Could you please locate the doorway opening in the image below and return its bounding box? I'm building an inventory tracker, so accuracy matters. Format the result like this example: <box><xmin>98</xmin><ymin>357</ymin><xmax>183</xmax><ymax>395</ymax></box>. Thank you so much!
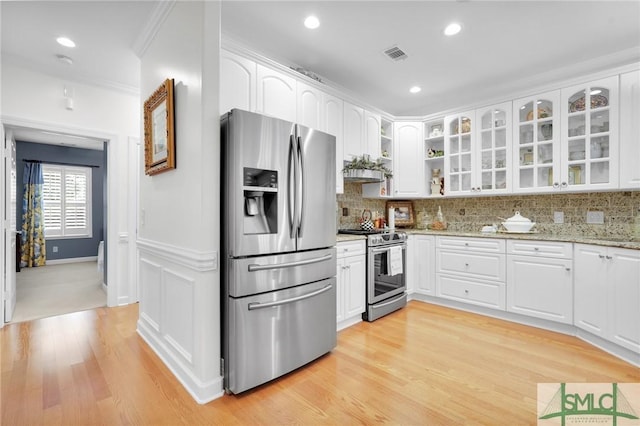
<box><xmin>3</xmin><ymin>123</ymin><xmax>111</xmax><ymax>323</ymax></box>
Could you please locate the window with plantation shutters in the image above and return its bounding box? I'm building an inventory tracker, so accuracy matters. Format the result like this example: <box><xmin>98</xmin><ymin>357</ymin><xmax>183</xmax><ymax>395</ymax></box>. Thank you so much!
<box><xmin>42</xmin><ymin>165</ymin><xmax>92</xmax><ymax>238</ymax></box>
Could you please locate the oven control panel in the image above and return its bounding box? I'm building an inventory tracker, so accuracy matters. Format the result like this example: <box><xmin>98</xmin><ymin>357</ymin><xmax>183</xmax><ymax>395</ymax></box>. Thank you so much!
<box><xmin>368</xmin><ymin>232</ymin><xmax>407</xmax><ymax>247</ymax></box>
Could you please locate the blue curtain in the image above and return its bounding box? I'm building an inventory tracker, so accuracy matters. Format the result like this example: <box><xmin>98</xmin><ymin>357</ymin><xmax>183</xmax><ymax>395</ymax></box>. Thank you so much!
<box><xmin>21</xmin><ymin>162</ymin><xmax>46</xmax><ymax>267</ymax></box>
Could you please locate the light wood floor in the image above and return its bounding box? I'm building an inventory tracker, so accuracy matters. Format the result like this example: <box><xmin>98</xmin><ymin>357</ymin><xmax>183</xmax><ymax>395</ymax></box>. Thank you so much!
<box><xmin>2</xmin><ymin>301</ymin><xmax>638</xmax><ymax>425</ymax></box>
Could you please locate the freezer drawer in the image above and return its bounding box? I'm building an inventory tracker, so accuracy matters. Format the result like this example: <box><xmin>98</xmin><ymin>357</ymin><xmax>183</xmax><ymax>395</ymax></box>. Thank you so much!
<box><xmin>224</xmin><ymin>278</ymin><xmax>337</xmax><ymax>394</ymax></box>
<box><xmin>227</xmin><ymin>247</ymin><xmax>336</xmax><ymax>297</ymax></box>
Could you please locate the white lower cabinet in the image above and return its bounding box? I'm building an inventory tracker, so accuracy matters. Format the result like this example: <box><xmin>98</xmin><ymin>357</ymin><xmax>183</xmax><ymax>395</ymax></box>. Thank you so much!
<box><xmin>506</xmin><ymin>241</ymin><xmax>573</xmax><ymax>324</ymax></box>
<box><xmin>408</xmin><ymin>235</ymin><xmax>435</xmax><ymax>296</ymax></box>
<box><xmin>336</xmin><ymin>240</ymin><xmax>366</xmax><ymax>329</ymax></box>
<box><xmin>574</xmin><ymin>244</ymin><xmax>640</xmax><ymax>354</ymax></box>
<box><xmin>435</xmin><ymin>236</ymin><xmax>506</xmax><ymax>310</ymax></box>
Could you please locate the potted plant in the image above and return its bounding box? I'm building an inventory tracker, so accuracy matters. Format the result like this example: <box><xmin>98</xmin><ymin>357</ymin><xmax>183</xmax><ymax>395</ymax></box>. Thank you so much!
<box><xmin>343</xmin><ymin>155</ymin><xmax>393</xmax><ymax>183</ymax></box>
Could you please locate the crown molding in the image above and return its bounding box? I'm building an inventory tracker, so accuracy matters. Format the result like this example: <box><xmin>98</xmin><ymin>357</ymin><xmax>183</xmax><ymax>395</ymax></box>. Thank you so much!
<box><xmin>3</xmin><ymin>53</ymin><xmax>140</xmax><ymax>96</ymax></box>
<box><xmin>132</xmin><ymin>1</ymin><xmax>177</xmax><ymax>58</ymax></box>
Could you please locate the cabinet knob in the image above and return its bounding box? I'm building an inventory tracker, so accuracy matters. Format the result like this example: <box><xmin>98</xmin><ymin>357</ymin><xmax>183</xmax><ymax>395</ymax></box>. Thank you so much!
<box><xmin>565</xmin><ymin>267</ymin><xmax>571</xmax><ymax>272</ymax></box>
<box><xmin>553</xmin><ymin>182</ymin><xmax>560</xmax><ymax>188</ymax></box>
<box><xmin>605</xmin><ymin>255</ymin><xmax>613</xmax><ymax>260</ymax></box>
<box><xmin>465</xmin><ymin>263</ymin><xmax>469</xmax><ymax>267</ymax></box>
<box><xmin>464</xmin><ymin>243</ymin><xmax>469</xmax><ymax>247</ymax></box>
<box><xmin>534</xmin><ymin>247</ymin><xmax>539</xmax><ymax>251</ymax></box>
<box><xmin>561</xmin><ymin>182</ymin><xmax>568</xmax><ymax>188</ymax></box>
<box><xmin>464</xmin><ymin>289</ymin><xmax>469</xmax><ymax>294</ymax></box>
<box><xmin>598</xmin><ymin>254</ymin><xmax>605</xmax><ymax>259</ymax></box>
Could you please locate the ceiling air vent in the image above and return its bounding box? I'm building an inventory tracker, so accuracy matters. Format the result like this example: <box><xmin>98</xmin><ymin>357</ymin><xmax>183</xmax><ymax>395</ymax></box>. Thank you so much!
<box><xmin>383</xmin><ymin>45</ymin><xmax>408</xmax><ymax>61</ymax></box>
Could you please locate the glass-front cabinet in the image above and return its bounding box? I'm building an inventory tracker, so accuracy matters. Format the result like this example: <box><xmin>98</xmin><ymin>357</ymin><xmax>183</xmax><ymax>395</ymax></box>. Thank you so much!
<box><xmin>424</xmin><ymin>118</ymin><xmax>445</xmax><ymax>197</ymax></box>
<box><xmin>512</xmin><ymin>91</ymin><xmax>560</xmax><ymax>193</ymax></box>
<box><xmin>444</xmin><ymin>112</ymin><xmax>474</xmax><ymax>195</ymax></box>
<box><xmin>560</xmin><ymin>76</ymin><xmax>618</xmax><ymax>190</ymax></box>
<box><xmin>475</xmin><ymin>102</ymin><xmax>511</xmax><ymax>194</ymax></box>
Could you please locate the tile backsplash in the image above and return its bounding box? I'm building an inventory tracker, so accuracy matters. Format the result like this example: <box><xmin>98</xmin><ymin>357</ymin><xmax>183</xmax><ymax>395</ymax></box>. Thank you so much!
<box><xmin>337</xmin><ymin>182</ymin><xmax>640</xmax><ymax>240</ymax></box>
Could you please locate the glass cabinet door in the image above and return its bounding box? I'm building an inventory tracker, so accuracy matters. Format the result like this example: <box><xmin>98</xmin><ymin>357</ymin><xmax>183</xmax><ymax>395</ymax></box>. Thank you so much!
<box><xmin>444</xmin><ymin>112</ymin><xmax>474</xmax><ymax>194</ymax></box>
<box><xmin>512</xmin><ymin>91</ymin><xmax>561</xmax><ymax>193</ymax></box>
<box><xmin>476</xmin><ymin>102</ymin><xmax>511</xmax><ymax>194</ymax></box>
<box><xmin>561</xmin><ymin>76</ymin><xmax>618</xmax><ymax>189</ymax></box>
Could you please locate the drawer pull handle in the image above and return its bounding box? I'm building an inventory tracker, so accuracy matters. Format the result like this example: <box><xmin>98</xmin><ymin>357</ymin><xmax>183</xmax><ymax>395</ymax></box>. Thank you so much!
<box><xmin>248</xmin><ymin>284</ymin><xmax>332</xmax><ymax>310</ymax></box>
<box><xmin>249</xmin><ymin>253</ymin><xmax>333</xmax><ymax>272</ymax></box>
<box><xmin>605</xmin><ymin>255</ymin><xmax>613</xmax><ymax>260</ymax></box>
<box><xmin>534</xmin><ymin>247</ymin><xmax>539</xmax><ymax>251</ymax></box>
<box><xmin>599</xmin><ymin>254</ymin><xmax>605</xmax><ymax>259</ymax></box>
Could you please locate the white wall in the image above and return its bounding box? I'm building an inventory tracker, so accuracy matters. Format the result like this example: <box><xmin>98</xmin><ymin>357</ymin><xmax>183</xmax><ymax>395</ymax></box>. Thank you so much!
<box><xmin>137</xmin><ymin>1</ymin><xmax>222</xmax><ymax>403</ymax></box>
<box><xmin>0</xmin><ymin>59</ymin><xmax>140</xmax><ymax>309</ymax></box>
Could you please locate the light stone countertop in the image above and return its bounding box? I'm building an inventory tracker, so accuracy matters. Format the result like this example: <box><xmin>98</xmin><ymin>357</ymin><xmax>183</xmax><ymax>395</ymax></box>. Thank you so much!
<box><xmin>336</xmin><ymin>234</ymin><xmax>367</xmax><ymax>242</ymax></box>
<box><xmin>336</xmin><ymin>229</ymin><xmax>640</xmax><ymax>249</ymax></box>
<box><xmin>405</xmin><ymin>229</ymin><xmax>640</xmax><ymax>250</ymax></box>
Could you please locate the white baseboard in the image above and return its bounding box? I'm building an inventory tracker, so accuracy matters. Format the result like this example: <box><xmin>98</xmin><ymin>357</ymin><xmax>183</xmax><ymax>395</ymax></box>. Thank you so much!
<box><xmin>137</xmin><ymin>318</ymin><xmax>224</xmax><ymax>403</ymax></box>
<box><xmin>46</xmin><ymin>256</ymin><xmax>98</xmax><ymax>265</ymax></box>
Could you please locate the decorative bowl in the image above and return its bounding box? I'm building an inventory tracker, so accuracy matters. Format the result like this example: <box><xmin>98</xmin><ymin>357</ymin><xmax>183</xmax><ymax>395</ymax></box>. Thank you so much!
<box><xmin>501</xmin><ymin>211</ymin><xmax>535</xmax><ymax>233</ymax></box>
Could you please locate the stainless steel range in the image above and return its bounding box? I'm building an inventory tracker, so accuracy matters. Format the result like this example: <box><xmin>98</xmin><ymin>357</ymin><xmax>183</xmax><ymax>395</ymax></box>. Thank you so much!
<box><xmin>338</xmin><ymin>230</ymin><xmax>408</xmax><ymax>321</ymax></box>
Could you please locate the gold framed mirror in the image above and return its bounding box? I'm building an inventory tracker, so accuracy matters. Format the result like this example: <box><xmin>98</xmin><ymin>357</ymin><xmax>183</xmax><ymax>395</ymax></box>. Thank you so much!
<box><xmin>144</xmin><ymin>78</ymin><xmax>175</xmax><ymax>175</ymax></box>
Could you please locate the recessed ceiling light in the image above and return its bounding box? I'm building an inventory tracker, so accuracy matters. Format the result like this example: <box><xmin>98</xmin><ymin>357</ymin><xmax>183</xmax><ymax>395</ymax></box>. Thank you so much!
<box><xmin>444</xmin><ymin>23</ymin><xmax>462</xmax><ymax>36</ymax></box>
<box><xmin>410</xmin><ymin>86</ymin><xmax>422</xmax><ymax>94</ymax></box>
<box><xmin>304</xmin><ymin>16</ymin><xmax>320</xmax><ymax>29</ymax></box>
<box><xmin>56</xmin><ymin>36</ymin><xmax>76</xmax><ymax>48</ymax></box>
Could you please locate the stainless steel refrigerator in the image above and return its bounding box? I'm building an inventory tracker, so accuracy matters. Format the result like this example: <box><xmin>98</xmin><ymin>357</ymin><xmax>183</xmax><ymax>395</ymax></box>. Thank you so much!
<box><xmin>221</xmin><ymin>109</ymin><xmax>337</xmax><ymax>394</ymax></box>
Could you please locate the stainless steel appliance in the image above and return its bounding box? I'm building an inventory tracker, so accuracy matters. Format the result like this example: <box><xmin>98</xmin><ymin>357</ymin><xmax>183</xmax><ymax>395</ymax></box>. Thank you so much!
<box><xmin>338</xmin><ymin>230</ymin><xmax>407</xmax><ymax>321</ymax></box>
<box><xmin>221</xmin><ymin>109</ymin><xmax>337</xmax><ymax>394</ymax></box>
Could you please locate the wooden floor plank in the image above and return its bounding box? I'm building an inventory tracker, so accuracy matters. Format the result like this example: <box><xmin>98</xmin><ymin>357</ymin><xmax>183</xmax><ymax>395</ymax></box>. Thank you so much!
<box><xmin>2</xmin><ymin>301</ymin><xmax>639</xmax><ymax>425</ymax></box>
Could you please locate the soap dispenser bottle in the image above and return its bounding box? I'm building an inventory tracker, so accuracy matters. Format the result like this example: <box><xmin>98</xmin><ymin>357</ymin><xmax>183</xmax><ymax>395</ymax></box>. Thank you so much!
<box><xmin>437</xmin><ymin>206</ymin><xmax>444</xmax><ymax>222</ymax></box>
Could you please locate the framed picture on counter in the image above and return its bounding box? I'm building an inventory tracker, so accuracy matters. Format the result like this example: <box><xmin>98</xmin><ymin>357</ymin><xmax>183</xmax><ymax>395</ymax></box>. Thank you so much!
<box><xmin>386</xmin><ymin>200</ymin><xmax>415</xmax><ymax>227</ymax></box>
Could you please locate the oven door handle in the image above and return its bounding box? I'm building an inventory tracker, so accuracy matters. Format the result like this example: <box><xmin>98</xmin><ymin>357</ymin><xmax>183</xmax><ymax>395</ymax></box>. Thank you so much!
<box><xmin>247</xmin><ymin>284</ymin><xmax>332</xmax><ymax>310</ymax></box>
<box><xmin>370</xmin><ymin>245</ymin><xmax>406</xmax><ymax>254</ymax></box>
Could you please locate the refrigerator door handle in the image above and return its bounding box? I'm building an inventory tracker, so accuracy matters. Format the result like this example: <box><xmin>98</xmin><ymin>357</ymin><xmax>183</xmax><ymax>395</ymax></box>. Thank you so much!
<box><xmin>247</xmin><ymin>284</ymin><xmax>332</xmax><ymax>310</ymax></box>
<box><xmin>296</xmin><ymin>132</ymin><xmax>305</xmax><ymax>237</ymax></box>
<box><xmin>288</xmin><ymin>133</ymin><xmax>297</xmax><ymax>239</ymax></box>
<box><xmin>247</xmin><ymin>253</ymin><xmax>333</xmax><ymax>272</ymax></box>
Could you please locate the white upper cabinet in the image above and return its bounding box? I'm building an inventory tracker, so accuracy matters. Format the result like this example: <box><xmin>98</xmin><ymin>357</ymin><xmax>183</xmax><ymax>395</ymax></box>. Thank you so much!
<box><xmin>220</xmin><ymin>50</ymin><xmax>256</xmax><ymax>115</ymax></box>
<box><xmin>393</xmin><ymin>121</ymin><xmax>424</xmax><ymax>197</ymax></box>
<box><xmin>323</xmin><ymin>93</ymin><xmax>344</xmax><ymax>194</ymax></box>
<box><xmin>474</xmin><ymin>102</ymin><xmax>512</xmax><ymax>194</ymax></box>
<box><xmin>560</xmin><ymin>76</ymin><xmax>619</xmax><ymax>190</ymax></box>
<box><xmin>619</xmin><ymin>70</ymin><xmax>640</xmax><ymax>189</ymax></box>
<box><xmin>512</xmin><ymin>90</ymin><xmax>561</xmax><ymax>193</ymax></box>
<box><xmin>365</xmin><ymin>111</ymin><xmax>381</xmax><ymax>159</ymax></box>
<box><xmin>256</xmin><ymin>64</ymin><xmax>297</xmax><ymax>122</ymax></box>
<box><xmin>297</xmin><ymin>82</ymin><xmax>324</xmax><ymax>130</ymax></box>
<box><xmin>444</xmin><ymin>111</ymin><xmax>474</xmax><ymax>195</ymax></box>
<box><xmin>343</xmin><ymin>101</ymin><xmax>365</xmax><ymax>160</ymax></box>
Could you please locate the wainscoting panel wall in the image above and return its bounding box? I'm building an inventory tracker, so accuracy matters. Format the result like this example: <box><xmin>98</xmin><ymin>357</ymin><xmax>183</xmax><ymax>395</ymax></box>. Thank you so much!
<box><xmin>137</xmin><ymin>238</ymin><xmax>222</xmax><ymax>404</ymax></box>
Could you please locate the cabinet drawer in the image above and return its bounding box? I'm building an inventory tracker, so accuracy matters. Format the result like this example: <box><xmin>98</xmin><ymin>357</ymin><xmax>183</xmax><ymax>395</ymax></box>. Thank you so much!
<box><xmin>436</xmin><ymin>274</ymin><xmax>506</xmax><ymax>310</ymax></box>
<box><xmin>437</xmin><ymin>236</ymin><xmax>505</xmax><ymax>253</ymax></box>
<box><xmin>506</xmin><ymin>240</ymin><xmax>572</xmax><ymax>258</ymax></box>
<box><xmin>337</xmin><ymin>240</ymin><xmax>366</xmax><ymax>258</ymax></box>
<box><xmin>437</xmin><ymin>250</ymin><xmax>506</xmax><ymax>282</ymax></box>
